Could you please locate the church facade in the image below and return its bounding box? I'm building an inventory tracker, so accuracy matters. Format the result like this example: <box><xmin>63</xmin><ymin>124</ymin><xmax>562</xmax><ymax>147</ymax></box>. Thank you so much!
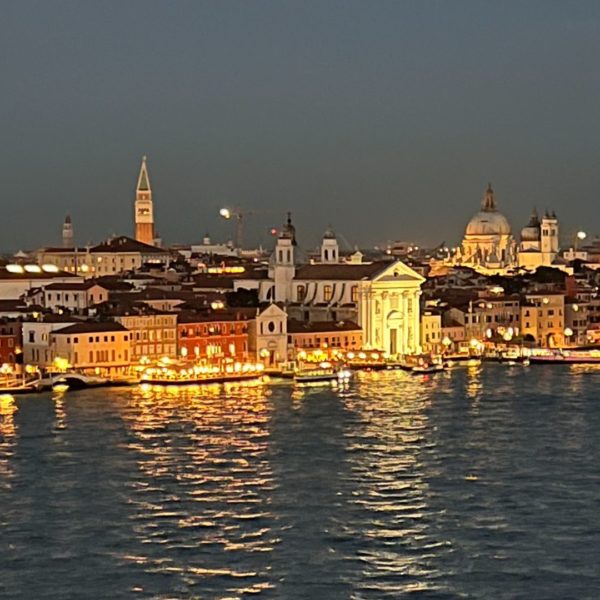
<box><xmin>234</xmin><ymin>215</ymin><xmax>425</xmax><ymax>356</ymax></box>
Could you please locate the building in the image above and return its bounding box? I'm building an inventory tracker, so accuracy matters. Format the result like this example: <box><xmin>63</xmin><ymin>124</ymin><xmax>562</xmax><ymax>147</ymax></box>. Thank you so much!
<box><xmin>35</xmin><ymin>282</ymin><xmax>109</xmax><ymax>313</ymax></box>
<box><xmin>0</xmin><ymin>320</ymin><xmax>22</xmax><ymax>365</ymax></box>
<box><xmin>37</xmin><ymin>236</ymin><xmax>171</xmax><ymax>277</ymax></box>
<box><xmin>287</xmin><ymin>320</ymin><xmax>362</xmax><ymax>355</ymax></box>
<box><xmin>0</xmin><ymin>265</ymin><xmax>82</xmax><ymax>301</ymax></box>
<box><xmin>134</xmin><ymin>156</ymin><xmax>155</xmax><ymax>246</ymax></box>
<box><xmin>521</xmin><ymin>293</ymin><xmax>565</xmax><ymax>347</ymax></box>
<box><xmin>518</xmin><ymin>209</ymin><xmax>560</xmax><ymax>270</ymax></box>
<box><xmin>248</xmin><ymin>304</ymin><xmax>288</xmax><ymax>366</ymax></box>
<box><xmin>420</xmin><ymin>310</ymin><xmax>442</xmax><ymax>355</ymax></box>
<box><xmin>23</xmin><ymin>316</ymin><xmax>80</xmax><ymax>367</ymax></box>
<box><xmin>235</xmin><ymin>215</ymin><xmax>424</xmax><ymax>356</ymax></box>
<box><xmin>98</xmin><ymin>304</ymin><xmax>178</xmax><ymax>362</ymax></box>
<box><xmin>177</xmin><ymin>311</ymin><xmax>250</xmax><ymax>362</ymax></box>
<box><xmin>50</xmin><ymin>322</ymin><xmax>131</xmax><ymax>375</ymax></box>
<box><xmin>456</xmin><ymin>184</ymin><xmax>517</xmax><ymax>272</ymax></box>
<box><xmin>62</xmin><ymin>215</ymin><xmax>73</xmax><ymax>248</ymax></box>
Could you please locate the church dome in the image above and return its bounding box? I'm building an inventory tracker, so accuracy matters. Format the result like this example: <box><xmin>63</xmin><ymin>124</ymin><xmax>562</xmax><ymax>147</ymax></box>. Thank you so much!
<box><xmin>465</xmin><ymin>211</ymin><xmax>511</xmax><ymax>236</ymax></box>
<box><xmin>464</xmin><ymin>184</ymin><xmax>511</xmax><ymax>236</ymax></box>
<box><xmin>520</xmin><ymin>209</ymin><xmax>541</xmax><ymax>242</ymax></box>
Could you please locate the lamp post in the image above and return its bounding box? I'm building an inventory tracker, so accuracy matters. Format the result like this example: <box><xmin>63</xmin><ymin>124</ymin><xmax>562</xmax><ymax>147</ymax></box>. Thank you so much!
<box><xmin>564</xmin><ymin>327</ymin><xmax>573</xmax><ymax>347</ymax></box>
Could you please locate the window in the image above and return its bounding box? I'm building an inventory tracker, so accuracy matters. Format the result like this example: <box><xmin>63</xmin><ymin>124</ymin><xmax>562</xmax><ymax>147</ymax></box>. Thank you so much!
<box><xmin>74</xmin><ymin>337</ymin><xmax>78</xmax><ymax>343</ymax></box>
<box><xmin>268</xmin><ymin>321</ymin><xmax>275</xmax><ymax>333</ymax></box>
<box><xmin>28</xmin><ymin>331</ymin><xmax>35</xmax><ymax>343</ymax></box>
<box><xmin>351</xmin><ymin>285</ymin><xmax>358</xmax><ymax>303</ymax></box>
<box><xmin>324</xmin><ymin>285</ymin><xmax>333</xmax><ymax>302</ymax></box>
<box><xmin>297</xmin><ymin>285</ymin><xmax>306</xmax><ymax>302</ymax></box>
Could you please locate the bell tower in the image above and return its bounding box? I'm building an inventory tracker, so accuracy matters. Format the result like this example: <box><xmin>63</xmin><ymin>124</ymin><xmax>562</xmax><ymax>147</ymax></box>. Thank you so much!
<box><xmin>134</xmin><ymin>156</ymin><xmax>155</xmax><ymax>246</ymax></box>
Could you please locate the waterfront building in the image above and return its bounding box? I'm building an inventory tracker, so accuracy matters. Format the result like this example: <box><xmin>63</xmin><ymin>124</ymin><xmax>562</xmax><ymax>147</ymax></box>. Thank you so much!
<box><xmin>93</xmin><ymin>299</ymin><xmax>177</xmax><ymax>362</ymax></box>
<box><xmin>134</xmin><ymin>156</ymin><xmax>155</xmax><ymax>246</ymax></box>
<box><xmin>420</xmin><ymin>310</ymin><xmax>443</xmax><ymax>355</ymax></box>
<box><xmin>0</xmin><ymin>320</ymin><xmax>22</xmax><ymax>365</ymax></box>
<box><xmin>177</xmin><ymin>312</ymin><xmax>250</xmax><ymax>362</ymax></box>
<box><xmin>564</xmin><ymin>298</ymin><xmax>588</xmax><ymax>346</ymax></box>
<box><xmin>521</xmin><ymin>293</ymin><xmax>565</xmax><ymax>347</ymax></box>
<box><xmin>62</xmin><ymin>215</ymin><xmax>74</xmax><ymax>248</ymax></box>
<box><xmin>50</xmin><ymin>321</ymin><xmax>131</xmax><ymax>375</ymax></box>
<box><xmin>248</xmin><ymin>304</ymin><xmax>288</xmax><ymax>366</ymax></box>
<box><xmin>23</xmin><ymin>316</ymin><xmax>80</xmax><ymax>367</ymax></box>
<box><xmin>235</xmin><ymin>215</ymin><xmax>424</xmax><ymax>356</ymax></box>
<box><xmin>287</xmin><ymin>319</ymin><xmax>362</xmax><ymax>355</ymax></box>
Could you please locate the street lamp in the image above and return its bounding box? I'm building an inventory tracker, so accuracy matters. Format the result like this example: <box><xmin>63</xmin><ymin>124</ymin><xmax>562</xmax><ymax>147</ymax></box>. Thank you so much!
<box><xmin>564</xmin><ymin>327</ymin><xmax>573</xmax><ymax>346</ymax></box>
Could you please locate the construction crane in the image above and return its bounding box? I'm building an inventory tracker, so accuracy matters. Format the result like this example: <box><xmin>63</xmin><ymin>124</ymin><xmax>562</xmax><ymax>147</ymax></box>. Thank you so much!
<box><xmin>219</xmin><ymin>208</ymin><xmax>254</xmax><ymax>250</ymax></box>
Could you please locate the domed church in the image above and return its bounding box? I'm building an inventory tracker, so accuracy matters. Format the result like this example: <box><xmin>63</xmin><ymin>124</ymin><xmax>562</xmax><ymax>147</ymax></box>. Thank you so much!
<box><xmin>457</xmin><ymin>184</ymin><xmax>517</xmax><ymax>271</ymax></box>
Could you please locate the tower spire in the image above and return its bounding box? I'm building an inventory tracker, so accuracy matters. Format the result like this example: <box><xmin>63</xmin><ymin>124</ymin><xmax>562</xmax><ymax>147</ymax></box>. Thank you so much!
<box><xmin>137</xmin><ymin>155</ymin><xmax>151</xmax><ymax>192</ymax></box>
<box><xmin>134</xmin><ymin>155</ymin><xmax>155</xmax><ymax>245</ymax></box>
<box><xmin>481</xmin><ymin>182</ymin><xmax>496</xmax><ymax>212</ymax></box>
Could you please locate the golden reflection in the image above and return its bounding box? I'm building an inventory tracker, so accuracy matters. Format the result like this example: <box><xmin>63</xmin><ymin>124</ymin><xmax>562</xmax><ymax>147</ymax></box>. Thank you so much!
<box><xmin>52</xmin><ymin>393</ymin><xmax>67</xmax><ymax>431</ymax></box>
<box><xmin>341</xmin><ymin>370</ymin><xmax>449</xmax><ymax>590</ymax></box>
<box><xmin>114</xmin><ymin>382</ymin><xmax>276</xmax><ymax>593</ymax></box>
<box><xmin>0</xmin><ymin>394</ymin><xmax>17</xmax><ymax>486</ymax></box>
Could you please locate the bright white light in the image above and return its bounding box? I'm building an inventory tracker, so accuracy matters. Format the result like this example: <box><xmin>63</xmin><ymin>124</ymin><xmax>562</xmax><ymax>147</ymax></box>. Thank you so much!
<box><xmin>41</xmin><ymin>264</ymin><xmax>59</xmax><ymax>273</ymax></box>
<box><xmin>219</xmin><ymin>208</ymin><xmax>231</xmax><ymax>219</ymax></box>
<box><xmin>577</xmin><ymin>231</ymin><xmax>587</xmax><ymax>241</ymax></box>
<box><xmin>24</xmin><ymin>265</ymin><xmax>42</xmax><ymax>273</ymax></box>
<box><xmin>6</xmin><ymin>264</ymin><xmax>24</xmax><ymax>274</ymax></box>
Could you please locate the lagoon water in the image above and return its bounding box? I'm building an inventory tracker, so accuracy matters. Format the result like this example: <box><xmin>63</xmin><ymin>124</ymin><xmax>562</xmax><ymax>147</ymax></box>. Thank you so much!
<box><xmin>1</xmin><ymin>365</ymin><xmax>599</xmax><ymax>599</ymax></box>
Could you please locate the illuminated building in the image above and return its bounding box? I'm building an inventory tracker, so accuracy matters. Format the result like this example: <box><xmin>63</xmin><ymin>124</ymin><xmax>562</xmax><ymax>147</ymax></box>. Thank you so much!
<box><xmin>235</xmin><ymin>214</ymin><xmax>425</xmax><ymax>356</ymax></box>
<box><xmin>248</xmin><ymin>304</ymin><xmax>288</xmax><ymax>366</ymax></box>
<box><xmin>287</xmin><ymin>320</ymin><xmax>362</xmax><ymax>354</ymax></box>
<box><xmin>177</xmin><ymin>312</ymin><xmax>250</xmax><ymax>362</ymax></box>
<box><xmin>49</xmin><ymin>321</ymin><xmax>131</xmax><ymax>375</ymax></box>
<box><xmin>455</xmin><ymin>184</ymin><xmax>517</xmax><ymax>272</ymax></box>
<box><xmin>134</xmin><ymin>155</ymin><xmax>155</xmax><ymax>246</ymax></box>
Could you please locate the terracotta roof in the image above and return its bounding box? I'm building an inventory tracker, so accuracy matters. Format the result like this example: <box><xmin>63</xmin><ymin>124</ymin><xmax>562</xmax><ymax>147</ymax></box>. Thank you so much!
<box><xmin>44</xmin><ymin>282</ymin><xmax>106</xmax><ymax>291</ymax></box>
<box><xmin>178</xmin><ymin>310</ymin><xmax>251</xmax><ymax>324</ymax></box>
<box><xmin>294</xmin><ymin>261</ymin><xmax>391</xmax><ymax>281</ymax></box>
<box><xmin>287</xmin><ymin>319</ymin><xmax>361</xmax><ymax>334</ymax></box>
<box><xmin>90</xmin><ymin>236</ymin><xmax>166</xmax><ymax>254</ymax></box>
<box><xmin>53</xmin><ymin>321</ymin><xmax>129</xmax><ymax>335</ymax></box>
<box><xmin>193</xmin><ymin>275</ymin><xmax>236</xmax><ymax>290</ymax></box>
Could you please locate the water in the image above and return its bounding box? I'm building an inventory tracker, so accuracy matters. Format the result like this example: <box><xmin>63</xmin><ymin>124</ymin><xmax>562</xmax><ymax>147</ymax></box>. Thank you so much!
<box><xmin>1</xmin><ymin>365</ymin><xmax>599</xmax><ymax>599</ymax></box>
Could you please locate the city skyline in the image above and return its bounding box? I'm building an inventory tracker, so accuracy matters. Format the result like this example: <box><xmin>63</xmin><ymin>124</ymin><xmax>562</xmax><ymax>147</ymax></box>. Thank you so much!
<box><xmin>3</xmin><ymin>1</ymin><xmax>600</xmax><ymax>250</ymax></box>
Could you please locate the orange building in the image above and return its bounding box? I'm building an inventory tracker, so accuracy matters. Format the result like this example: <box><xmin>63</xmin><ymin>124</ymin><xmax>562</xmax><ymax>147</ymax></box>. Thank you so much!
<box><xmin>177</xmin><ymin>312</ymin><xmax>250</xmax><ymax>362</ymax></box>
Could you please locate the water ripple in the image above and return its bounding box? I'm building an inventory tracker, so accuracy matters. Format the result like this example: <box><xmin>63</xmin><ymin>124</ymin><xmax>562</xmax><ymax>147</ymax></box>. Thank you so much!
<box><xmin>1</xmin><ymin>366</ymin><xmax>600</xmax><ymax>598</ymax></box>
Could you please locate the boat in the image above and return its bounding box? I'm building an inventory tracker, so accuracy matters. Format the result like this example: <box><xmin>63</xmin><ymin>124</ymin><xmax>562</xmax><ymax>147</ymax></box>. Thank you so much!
<box><xmin>529</xmin><ymin>349</ymin><xmax>600</xmax><ymax>365</ymax></box>
<box><xmin>411</xmin><ymin>363</ymin><xmax>445</xmax><ymax>375</ymax></box>
<box><xmin>141</xmin><ymin>372</ymin><xmax>263</xmax><ymax>386</ymax></box>
<box><xmin>293</xmin><ymin>363</ymin><xmax>352</xmax><ymax>384</ymax></box>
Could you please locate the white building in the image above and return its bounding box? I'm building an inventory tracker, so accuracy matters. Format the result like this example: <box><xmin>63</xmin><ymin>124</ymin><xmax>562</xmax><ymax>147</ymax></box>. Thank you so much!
<box><xmin>236</xmin><ymin>216</ymin><xmax>425</xmax><ymax>356</ymax></box>
<box><xmin>247</xmin><ymin>304</ymin><xmax>288</xmax><ymax>366</ymax></box>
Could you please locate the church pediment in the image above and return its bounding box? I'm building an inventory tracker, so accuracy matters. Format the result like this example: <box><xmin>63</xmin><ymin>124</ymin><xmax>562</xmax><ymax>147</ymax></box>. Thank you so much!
<box><xmin>372</xmin><ymin>260</ymin><xmax>425</xmax><ymax>284</ymax></box>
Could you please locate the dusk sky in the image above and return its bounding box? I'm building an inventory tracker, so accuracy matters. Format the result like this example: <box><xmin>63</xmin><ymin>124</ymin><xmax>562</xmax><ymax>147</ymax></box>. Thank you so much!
<box><xmin>2</xmin><ymin>0</ymin><xmax>600</xmax><ymax>252</ymax></box>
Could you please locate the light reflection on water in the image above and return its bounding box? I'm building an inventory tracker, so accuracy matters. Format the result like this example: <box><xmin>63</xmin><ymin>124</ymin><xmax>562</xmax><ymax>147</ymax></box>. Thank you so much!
<box><xmin>0</xmin><ymin>366</ymin><xmax>600</xmax><ymax>599</ymax></box>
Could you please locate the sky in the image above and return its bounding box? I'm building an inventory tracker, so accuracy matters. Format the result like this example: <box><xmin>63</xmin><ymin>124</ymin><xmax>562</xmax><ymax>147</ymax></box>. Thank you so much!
<box><xmin>2</xmin><ymin>0</ymin><xmax>600</xmax><ymax>252</ymax></box>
